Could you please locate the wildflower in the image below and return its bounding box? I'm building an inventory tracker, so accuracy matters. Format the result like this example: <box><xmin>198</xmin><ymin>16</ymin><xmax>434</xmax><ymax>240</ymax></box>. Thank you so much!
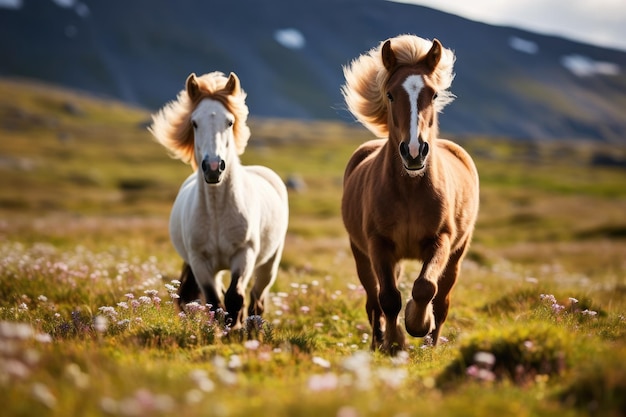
<box><xmin>189</xmin><ymin>370</ymin><xmax>215</xmax><ymax>392</ymax></box>
<box><xmin>31</xmin><ymin>383</ymin><xmax>57</xmax><ymax>408</ymax></box>
<box><xmin>343</xmin><ymin>351</ymin><xmax>372</xmax><ymax>390</ymax></box>
<box><xmin>390</xmin><ymin>350</ymin><xmax>409</xmax><ymax>366</ymax></box>
<box><xmin>244</xmin><ymin>340</ymin><xmax>260</xmax><ymax>350</ymax></box>
<box><xmin>170</xmin><ymin>280</ymin><xmax>181</xmax><ymax>286</ymax></box>
<box><xmin>212</xmin><ymin>356</ymin><xmax>238</xmax><ymax>386</ymax></box>
<box><xmin>377</xmin><ymin>367</ymin><xmax>408</xmax><ymax>388</ymax></box>
<box><xmin>116</xmin><ymin>302</ymin><xmax>129</xmax><ymax>310</ymax></box>
<box><xmin>185</xmin><ymin>301</ymin><xmax>204</xmax><ymax>314</ymax></box>
<box><xmin>568</xmin><ymin>297</ymin><xmax>579</xmax><ymax>304</ymax></box>
<box><xmin>312</xmin><ymin>356</ymin><xmax>331</xmax><ymax>369</ymax></box>
<box><xmin>300</xmin><ymin>306</ymin><xmax>310</xmax><ymax>314</ymax></box>
<box><xmin>18</xmin><ymin>303</ymin><xmax>28</xmax><ymax>312</ymax></box>
<box><xmin>540</xmin><ymin>294</ymin><xmax>557</xmax><ymax>304</ymax></box>
<box><xmin>65</xmin><ymin>363</ymin><xmax>90</xmax><ymax>389</ymax></box>
<box><xmin>124</xmin><ymin>293</ymin><xmax>135</xmax><ymax>300</ymax></box>
<box><xmin>0</xmin><ymin>321</ymin><xmax>33</xmax><ymax>339</ymax></box>
<box><xmin>130</xmin><ymin>300</ymin><xmax>140</xmax><ymax>309</ymax></box>
<box><xmin>37</xmin><ymin>295</ymin><xmax>48</xmax><ymax>302</ymax></box>
<box><xmin>551</xmin><ymin>303</ymin><xmax>565</xmax><ymax>314</ymax></box>
<box><xmin>307</xmin><ymin>373</ymin><xmax>339</xmax><ymax>391</ymax></box>
<box><xmin>116</xmin><ymin>319</ymin><xmax>130</xmax><ymax>328</ymax></box>
<box><xmin>144</xmin><ymin>289</ymin><xmax>158</xmax><ymax>297</ymax></box>
<box><xmin>581</xmin><ymin>309</ymin><xmax>598</xmax><ymax>316</ymax></box>
<box><xmin>138</xmin><ymin>296</ymin><xmax>151</xmax><ymax>305</ymax></box>
<box><xmin>474</xmin><ymin>351</ymin><xmax>496</xmax><ymax>367</ymax></box>
<box><xmin>228</xmin><ymin>355</ymin><xmax>242</xmax><ymax>369</ymax></box>
<box><xmin>164</xmin><ymin>284</ymin><xmax>177</xmax><ymax>292</ymax></box>
<box><xmin>98</xmin><ymin>306</ymin><xmax>117</xmax><ymax>318</ymax></box>
<box><xmin>466</xmin><ymin>365</ymin><xmax>496</xmax><ymax>382</ymax></box>
<box><xmin>35</xmin><ymin>332</ymin><xmax>52</xmax><ymax>343</ymax></box>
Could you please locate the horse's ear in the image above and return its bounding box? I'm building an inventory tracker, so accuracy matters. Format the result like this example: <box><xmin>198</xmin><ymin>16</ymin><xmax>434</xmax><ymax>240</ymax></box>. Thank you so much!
<box><xmin>424</xmin><ymin>39</ymin><xmax>442</xmax><ymax>72</ymax></box>
<box><xmin>224</xmin><ymin>72</ymin><xmax>241</xmax><ymax>95</ymax></box>
<box><xmin>381</xmin><ymin>40</ymin><xmax>397</xmax><ymax>71</ymax></box>
<box><xmin>186</xmin><ymin>73</ymin><xmax>201</xmax><ymax>101</ymax></box>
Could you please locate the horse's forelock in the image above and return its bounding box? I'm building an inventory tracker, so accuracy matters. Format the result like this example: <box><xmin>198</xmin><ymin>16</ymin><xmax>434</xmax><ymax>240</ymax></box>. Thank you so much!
<box><xmin>191</xmin><ymin>73</ymin><xmax>251</xmax><ymax>155</ymax></box>
<box><xmin>342</xmin><ymin>35</ymin><xmax>455</xmax><ymax>137</ymax></box>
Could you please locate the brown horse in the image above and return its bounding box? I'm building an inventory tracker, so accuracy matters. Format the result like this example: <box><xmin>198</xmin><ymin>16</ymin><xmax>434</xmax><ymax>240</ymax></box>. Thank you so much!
<box><xmin>341</xmin><ymin>35</ymin><xmax>479</xmax><ymax>354</ymax></box>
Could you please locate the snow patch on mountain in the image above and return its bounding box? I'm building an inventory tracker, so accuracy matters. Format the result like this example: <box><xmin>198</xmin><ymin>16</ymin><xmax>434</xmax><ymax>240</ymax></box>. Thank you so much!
<box><xmin>274</xmin><ymin>28</ymin><xmax>306</xmax><ymax>50</ymax></box>
<box><xmin>509</xmin><ymin>36</ymin><xmax>538</xmax><ymax>54</ymax></box>
<box><xmin>561</xmin><ymin>55</ymin><xmax>620</xmax><ymax>77</ymax></box>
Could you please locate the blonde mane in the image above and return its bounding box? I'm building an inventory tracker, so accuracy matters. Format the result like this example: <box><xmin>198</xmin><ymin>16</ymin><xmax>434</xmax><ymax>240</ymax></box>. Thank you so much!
<box><xmin>149</xmin><ymin>72</ymin><xmax>251</xmax><ymax>170</ymax></box>
<box><xmin>341</xmin><ymin>35</ymin><xmax>456</xmax><ymax>138</ymax></box>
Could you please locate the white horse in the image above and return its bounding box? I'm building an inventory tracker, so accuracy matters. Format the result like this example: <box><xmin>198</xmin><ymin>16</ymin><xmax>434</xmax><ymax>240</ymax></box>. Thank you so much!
<box><xmin>150</xmin><ymin>71</ymin><xmax>289</xmax><ymax>328</ymax></box>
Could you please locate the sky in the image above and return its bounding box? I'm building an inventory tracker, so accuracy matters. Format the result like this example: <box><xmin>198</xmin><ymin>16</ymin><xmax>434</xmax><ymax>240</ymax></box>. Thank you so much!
<box><xmin>389</xmin><ymin>0</ymin><xmax>626</xmax><ymax>52</ymax></box>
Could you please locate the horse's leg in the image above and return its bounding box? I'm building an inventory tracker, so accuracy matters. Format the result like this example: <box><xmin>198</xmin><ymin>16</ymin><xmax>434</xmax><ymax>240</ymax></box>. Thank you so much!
<box><xmin>430</xmin><ymin>241</ymin><xmax>467</xmax><ymax>345</ymax></box>
<box><xmin>405</xmin><ymin>234</ymin><xmax>451</xmax><ymax>338</ymax></box>
<box><xmin>188</xmin><ymin>258</ymin><xmax>223</xmax><ymax>311</ymax></box>
<box><xmin>225</xmin><ymin>247</ymin><xmax>256</xmax><ymax>329</ymax></box>
<box><xmin>369</xmin><ymin>237</ymin><xmax>405</xmax><ymax>354</ymax></box>
<box><xmin>176</xmin><ymin>262</ymin><xmax>201</xmax><ymax>311</ymax></box>
<box><xmin>350</xmin><ymin>241</ymin><xmax>384</xmax><ymax>350</ymax></box>
<box><xmin>248</xmin><ymin>245</ymin><xmax>282</xmax><ymax>317</ymax></box>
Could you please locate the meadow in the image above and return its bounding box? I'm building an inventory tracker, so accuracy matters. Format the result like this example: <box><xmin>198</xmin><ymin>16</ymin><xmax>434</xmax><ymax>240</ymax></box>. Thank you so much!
<box><xmin>1</xmin><ymin>78</ymin><xmax>626</xmax><ymax>416</ymax></box>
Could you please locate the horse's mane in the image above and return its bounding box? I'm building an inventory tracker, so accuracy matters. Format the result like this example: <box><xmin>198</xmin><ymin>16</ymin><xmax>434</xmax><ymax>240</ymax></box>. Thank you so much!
<box><xmin>149</xmin><ymin>72</ymin><xmax>251</xmax><ymax>170</ymax></box>
<box><xmin>341</xmin><ymin>35</ymin><xmax>456</xmax><ymax>138</ymax></box>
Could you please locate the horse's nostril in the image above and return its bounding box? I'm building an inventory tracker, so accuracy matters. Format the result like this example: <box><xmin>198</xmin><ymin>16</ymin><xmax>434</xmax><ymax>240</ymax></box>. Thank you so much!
<box><xmin>419</xmin><ymin>142</ymin><xmax>429</xmax><ymax>157</ymax></box>
<box><xmin>219</xmin><ymin>159</ymin><xmax>226</xmax><ymax>172</ymax></box>
<box><xmin>399</xmin><ymin>141</ymin><xmax>409</xmax><ymax>158</ymax></box>
<box><xmin>201</xmin><ymin>159</ymin><xmax>208</xmax><ymax>172</ymax></box>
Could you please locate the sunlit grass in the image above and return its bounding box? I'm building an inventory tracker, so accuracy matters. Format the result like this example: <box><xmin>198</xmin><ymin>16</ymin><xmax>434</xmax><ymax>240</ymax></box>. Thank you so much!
<box><xmin>1</xmin><ymin>78</ymin><xmax>626</xmax><ymax>416</ymax></box>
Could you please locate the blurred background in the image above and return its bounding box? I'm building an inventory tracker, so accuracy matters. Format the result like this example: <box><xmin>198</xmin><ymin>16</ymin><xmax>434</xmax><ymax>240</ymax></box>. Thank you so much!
<box><xmin>1</xmin><ymin>0</ymin><xmax>625</xmax><ymax>143</ymax></box>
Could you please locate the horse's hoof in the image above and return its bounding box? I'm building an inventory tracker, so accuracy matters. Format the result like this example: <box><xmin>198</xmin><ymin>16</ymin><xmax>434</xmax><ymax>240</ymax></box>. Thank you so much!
<box><xmin>405</xmin><ymin>298</ymin><xmax>435</xmax><ymax>337</ymax></box>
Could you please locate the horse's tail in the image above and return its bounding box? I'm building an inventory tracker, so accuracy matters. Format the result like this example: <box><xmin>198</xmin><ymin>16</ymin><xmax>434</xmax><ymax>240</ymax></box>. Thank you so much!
<box><xmin>176</xmin><ymin>262</ymin><xmax>200</xmax><ymax>311</ymax></box>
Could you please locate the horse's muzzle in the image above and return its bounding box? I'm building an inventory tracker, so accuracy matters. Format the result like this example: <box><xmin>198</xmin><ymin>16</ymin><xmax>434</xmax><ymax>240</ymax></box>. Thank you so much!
<box><xmin>201</xmin><ymin>156</ymin><xmax>226</xmax><ymax>184</ymax></box>
<box><xmin>399</xmin><ymin>140</ymin><xmax>429</xmax><ymax>171</ymax></box>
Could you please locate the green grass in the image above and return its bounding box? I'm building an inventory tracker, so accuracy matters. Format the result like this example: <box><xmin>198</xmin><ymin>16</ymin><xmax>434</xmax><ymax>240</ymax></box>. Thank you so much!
<box><xmin>1</xmin><ymin>78</ymin><xmax>626</xmax><ymax>416</ymax></box>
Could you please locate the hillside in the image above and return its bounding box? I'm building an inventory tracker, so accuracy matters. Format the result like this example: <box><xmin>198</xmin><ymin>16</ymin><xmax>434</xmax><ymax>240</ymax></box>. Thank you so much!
<box><xmin>1</xmin><ymin>0</ymin><xmax>626</xmax><ymax>141</ymax></box>
<box><xmin>1</xmin><ymin>74</ymin><xmax>626</xmax><ymax>417</ymax></box>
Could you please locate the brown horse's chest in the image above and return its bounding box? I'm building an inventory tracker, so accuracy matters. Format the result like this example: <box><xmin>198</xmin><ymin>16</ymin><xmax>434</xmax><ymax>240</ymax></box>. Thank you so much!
<box><xmin>369</xmin><ymin>182</ymin><xmax>445</xmax><ymax>259</ymax></box>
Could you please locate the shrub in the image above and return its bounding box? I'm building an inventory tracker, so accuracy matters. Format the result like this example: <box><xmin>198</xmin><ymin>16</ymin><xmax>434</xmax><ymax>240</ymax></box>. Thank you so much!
<box><xmin>438</xmin><ymin>322</ymin><xmax>571</xmax><ymax>388</ymax></box>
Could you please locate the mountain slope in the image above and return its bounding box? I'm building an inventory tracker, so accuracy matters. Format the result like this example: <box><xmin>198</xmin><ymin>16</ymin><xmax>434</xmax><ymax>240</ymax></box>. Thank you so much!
<box><xmin>1</xmin><ymin>0</ymin><xmax>625</xmax><ymax>141</ymax></box>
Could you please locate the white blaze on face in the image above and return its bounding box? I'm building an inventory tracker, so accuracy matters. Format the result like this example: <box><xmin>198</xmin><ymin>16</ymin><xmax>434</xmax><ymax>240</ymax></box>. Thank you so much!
<box><xmin>402</xmin><ymin>75</ymin><xmax>424</xmax><ymax>159</ymax></box>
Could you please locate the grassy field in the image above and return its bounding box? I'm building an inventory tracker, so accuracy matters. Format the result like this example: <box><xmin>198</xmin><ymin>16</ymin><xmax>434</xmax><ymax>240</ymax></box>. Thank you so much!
<box><xmin>1</xmin><ymin>78</ymin><xmax>626</xmax><ymax>417</ymax></box>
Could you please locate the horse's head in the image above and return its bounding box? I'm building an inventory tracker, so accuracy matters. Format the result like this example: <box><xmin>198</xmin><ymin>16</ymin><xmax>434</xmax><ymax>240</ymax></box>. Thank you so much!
<box><xmin>382</xmin><ymin>39</ymin><xmax>444</xmax><ymax>176</ymax></box>
<box><xmin>149</xmin><ymin>71</ymin><xmax>250</xmax><ymax>182</ymax></box>
<box><xmin>187</xmin><ymin>72</ymin><xmax>242</xmax><ymax>184</ymax></box>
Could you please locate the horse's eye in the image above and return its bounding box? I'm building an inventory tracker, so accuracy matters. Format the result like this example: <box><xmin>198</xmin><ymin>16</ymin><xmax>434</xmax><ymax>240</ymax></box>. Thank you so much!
<box><xmin>386</xmin><ymin>92</ymin><xmax>394</xmax><ymax>102</ymax></box>
<box><xmin>433</xmin><ymin>92</ymin><xmax>439</xmax><ymax>100</ymax></box>
<box><xmin>227</xmin><ymin>120</ymin><xmax>234</xmax><ymax>128</ymax></box>
<box><xmin>191</xmin><ymin>120</ymin><xmax>198</xmax><ymax>129</ymax></box>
